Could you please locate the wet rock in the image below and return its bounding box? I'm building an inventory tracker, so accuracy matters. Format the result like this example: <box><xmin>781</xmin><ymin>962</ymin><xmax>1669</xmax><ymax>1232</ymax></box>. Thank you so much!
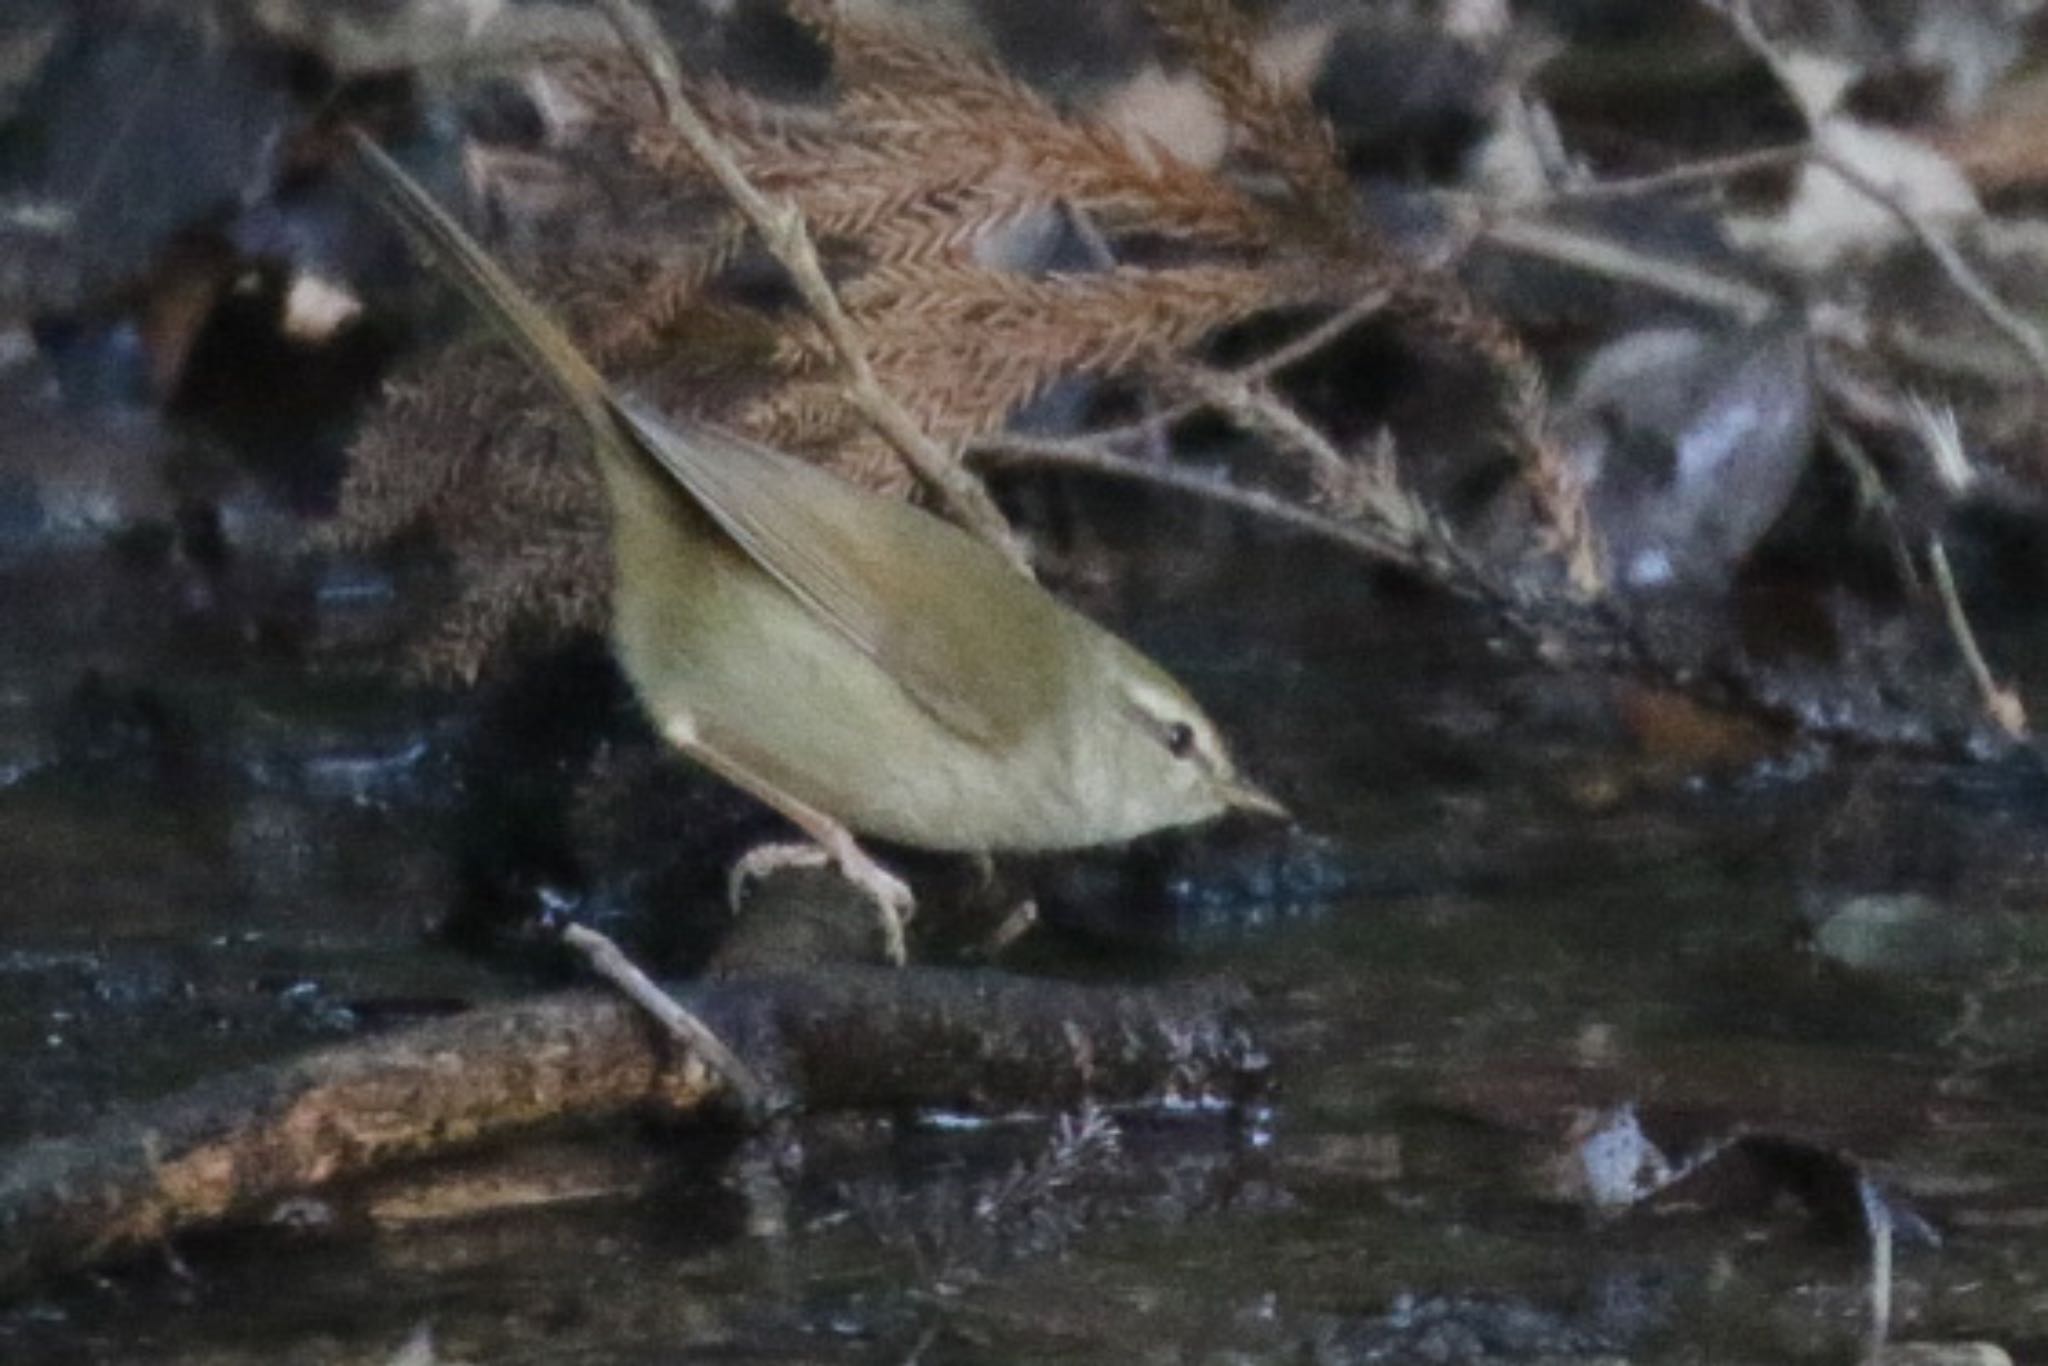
<box><xmin>1797</xmin><ymin>758</ymin><xmax>2048</xmax><ymax>975</ymax></box>
<box><xmin>1561</xmin><ymin>318</ymin><xmax>1817</xmax><ymax>594</ymax></box>
<box><xmin>1556</xmin><ymin>1103</ymin><xmax>1673</xmax><ymax>1210</ymax></box>
<box><xmin>1807</xmin><ymin>891</ymin><xmax>1997</xmax><ymax>975</ymax></box>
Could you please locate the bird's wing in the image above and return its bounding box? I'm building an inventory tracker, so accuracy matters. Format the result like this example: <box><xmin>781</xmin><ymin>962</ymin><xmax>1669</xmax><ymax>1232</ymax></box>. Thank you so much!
<box><xmin>345</xmin><ymin>131</ymin><xmax>617</xmax><ymax>444</ymax></box>
<box><xmin>348</xmin><ymin>129</ymin><xmax>1053</xmax><ymax>749</ymax></box>
<box><xmin>615</xmin><ymin>397</ymin><xmax>1058</xmax><ymax>748</ymax></box>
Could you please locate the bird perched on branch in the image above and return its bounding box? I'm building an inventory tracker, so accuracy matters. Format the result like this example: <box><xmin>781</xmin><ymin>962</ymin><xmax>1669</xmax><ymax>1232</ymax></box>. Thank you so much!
<box><xmin>347</xmin><ymin>130</ymin><xmax>1283</xmax><ymax>963</ymax></box>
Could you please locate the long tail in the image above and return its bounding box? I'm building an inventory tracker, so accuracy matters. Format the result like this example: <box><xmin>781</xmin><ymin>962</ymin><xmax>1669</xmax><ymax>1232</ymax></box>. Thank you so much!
<box><xmin>344</xmin><ymin>128</ymin><xmax>620</xmax><ymax>454</ymax></box>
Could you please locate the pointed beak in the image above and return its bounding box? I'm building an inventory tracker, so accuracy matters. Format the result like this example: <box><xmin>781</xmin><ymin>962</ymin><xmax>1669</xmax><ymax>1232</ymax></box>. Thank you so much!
<box><xmin>1218</xmin><ymin>775</ymin><xmax>1290</xmax><ymax>821</ymax></box>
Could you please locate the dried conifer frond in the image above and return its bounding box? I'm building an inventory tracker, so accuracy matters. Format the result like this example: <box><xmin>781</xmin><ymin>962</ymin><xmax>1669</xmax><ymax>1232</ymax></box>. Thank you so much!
<box><xmin>1122</xmin><ymin>0</ymin><xmax>1594</xmax><ymax>586</ymax></box>
<box><xmin>331</xmin><ymin>342</ymin><xmax>509</xmax><ymax>548</ymax></box>
<box><xmin>336</xmin><ymin>310</ymin><xmax>615</xmax><ymax>680</ymax></box>
<box><xmin>1383</xmin><ymin>282</ymin><xmax>1597</xmax><ymax>590</ymax></box>
<box><xmin>1139</xmin><ymin>0</ymin><xmax>1354</xmax><ymax>236</ymax></box>
<box><xmin>551</xmin><ymin>216</ymin><xmax>757</xmax><ymax>366</ymax></box>
<box><xmin>409</xmin><ymin>412</ymin><xmax>611</xmax><ymax>682</ymax></box>
<box><xmin>586</xmin><ymin>14</ymin><xmax>1275</xmax><ymax>258</ymax></box>
<box><xmin>837</xmin><ymin>261</ymin><xmax>1314</xmax><ymax>440</ymax></box>
<box><xmin>419</xmin><ymin>518</ymin><xmax>611</xmax><ymax>685</ymax></box>
<box><xmin>730</xmin><ymin>377</ymin><xmax>887</xmax><ymax>470</ymax></box>
<box><xmin>805</xmin><ymin>8</ymin><xmax>1273</xmax><ymax>249</ymax></box>
<box><xmin>835</xmin><ymin>87</ymin><xmax>1274</xmax><ymax>251</ymax></box>
<box><xmin>786</xmin><ymin>0</ymin><xmax>1047</xmax><ymax>118</ymax></box>
<box><xmin>336</xmin><ymin>0</ymin><xmax>1597</xmax><ymax>679</ymax></box>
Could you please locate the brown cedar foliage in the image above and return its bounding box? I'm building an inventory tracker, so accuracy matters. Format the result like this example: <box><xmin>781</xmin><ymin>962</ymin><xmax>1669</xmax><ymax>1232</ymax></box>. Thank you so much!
<box><xmin>335</xmin><ymin>0</ymin><xmax>1589</xmax><ymax>681</ymax></box>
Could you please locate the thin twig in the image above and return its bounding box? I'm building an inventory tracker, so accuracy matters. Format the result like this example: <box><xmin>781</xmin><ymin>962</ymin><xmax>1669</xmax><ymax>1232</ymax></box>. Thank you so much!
<box><xmin>1831</xmin><ymin>394</ymin><xmax>2024</xmax><ymax>739</ymax></box>
<box><xmin>559</xmin><ymin>922</ymin><xmax>769</xmax><ymax>1110</ymax></box>
<box><xmin>1862</xmin><ymin>1180</ymin><xmax>1894</xmax><ymax>1363</ymax></box>
<box><xmin>1475</xmin><ymin>215</ymin><xmax>1781</xmax><ymax>324</ymax></box>
<box><xmin>1808</xmin><ymin>147</ymin><xmax>2048</xmax><ymax>392</ymax></box>
<box><xmin>1926</xmin><ymin>536</ymin><xmax>2028</xmax><ymax>739</ymax></box>
<box><xmin>1539</xmin><ymin>143</ymin><xmax>1809</xmax><ymax>203</ymax></box>
<box><xmin>591</xmin><ymin>0</ymin><xmax>1029</xmax><ymax>569</ymax></box>
<box><xmin>1243</xmin><ymin>289</ymin><xmax>1394</xmax><ymax>381</ymax></box>
<box><xmin>1037</xmin><ymin>290</ymin><xmax>1394</xmax><ymax>455</ymax></box>
<box><xmin>964</xmin><ymin>288</ymin><xmax>1469</xmax><ymax>590</ymax></box>
<box><xmin>1702</xmin><ymin>0</ymin><xmax>2048</xmax><ymax>391</ymax></box>
<box><xmin>1163</xmin><ymin>362</ymin><xmax>1353</xmax><ymax>490</ymax></box>
<box><xmin>969</xmin><ymin>431</ymin><xmax>1466</xmax><ymax>586</ymax></box>
<box><xmin>1703</xmin><ymin>0</ymin><xmax>1814</xmax><ymax>129</ymax></box>
<box><xmin>1822</xmin><ymin>420</ymin><xmax>1920</xmax><ymax>594</ymax></box>
<box><xmin>1158</xmin><ymin>358</ymin><xmax>1457</xmax><ymax>558</ymax></box>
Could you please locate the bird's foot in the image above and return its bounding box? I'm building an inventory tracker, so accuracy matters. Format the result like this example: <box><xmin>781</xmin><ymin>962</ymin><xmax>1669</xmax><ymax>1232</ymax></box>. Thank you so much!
<box><xmin>729</xmin><ymin>838</ymin><xmax>915</xmax><ymax>966</ymax></box>
<box><xmin>826</xmin><ymin>837</ymin><xmax>915</xmax><ymax>967</ymax></box>
<box><xmin>726</xmin><ymin>840</ymin><xmax>832</xmax><ymax>910</ymax></box>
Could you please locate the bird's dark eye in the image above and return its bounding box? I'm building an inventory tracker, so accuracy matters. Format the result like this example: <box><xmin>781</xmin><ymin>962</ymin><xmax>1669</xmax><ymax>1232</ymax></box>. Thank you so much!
<box><xmin>1165</xmin><ymin>722</ymin><xmax>1196</xmax><ymax>758</ymax></box>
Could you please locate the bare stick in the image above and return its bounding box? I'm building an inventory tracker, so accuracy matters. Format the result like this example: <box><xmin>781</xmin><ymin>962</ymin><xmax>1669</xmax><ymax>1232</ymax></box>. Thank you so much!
<box><xmin>1475</xmin><ymin>215</ymin><xmax>1781</xmax><ymax>324</ymax></box>
<box><xmin>1703</xmin><ymin>0</ymin><xmax>1813</xmax><ymax>129</ymax></box>
<box><xmin>1926</xmin><ymin>535</ymin><xmax>2028</xmax><ymax>738</ymax></box>
<box><xmin>1862</xmin><ymin>1179</ymin><xmax>1894</xmax><ymax>1362</ymax></box>
<box><xmin>1703</xmin><ymin>0</ymin><xmax>2048</xmax><ymax>391</ymax></box>
<box><xmin>1009</xmin><ymin>289</ymin><xmax>1393</xmax><ymax>457</ymax></box>
<box><xmin>1537</xmin><ymin>143</ymin><xmax>1808</xmax><ymax>203</ymax></box>
<box><xmin>1237</xmin><ymin>289</ymin><xmax>1394</xmax><ymax>383</ymax></box>
<box><xmin>1821</xmin><ymin>419</ymin><xmax>1920</xmax><ymax>594</ymax></box>
<box><xmin>590</xmin><ymin>0</ymin><xmax>1029</xmax><ymax>569</ymax></box>
<box><xmin>1807</xmin><ymin>146</ymin><xmax>2048</xmax><ymax>392</ymax></box>
<box><xmin>1164</xmin><ymin>362</ymin><xmax>1354</xmax><ymax>492</ymax></box>
<box><xmin>559</xmin><ymin>922</ymin><xmax>768</xmax><ymax>1110</ymax></box>
<box><xmin>970</xmin><ymin>431</ymin><xmax>1472</xmax><ymax>588</ymax></box>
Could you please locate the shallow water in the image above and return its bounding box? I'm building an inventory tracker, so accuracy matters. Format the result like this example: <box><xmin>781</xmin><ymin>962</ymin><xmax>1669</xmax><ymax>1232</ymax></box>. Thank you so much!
<box><xmin>5</xmin><ymin>515</ymin><xmax>2048</xmax><ymax>1365</ymax></box>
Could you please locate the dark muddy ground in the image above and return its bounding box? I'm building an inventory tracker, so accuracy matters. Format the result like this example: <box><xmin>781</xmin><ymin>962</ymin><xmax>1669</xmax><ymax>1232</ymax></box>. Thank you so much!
<box><xmin>3</xmin><ymin>487</ymin><xmax>2047</xmax><ymax>1364</ymax></box>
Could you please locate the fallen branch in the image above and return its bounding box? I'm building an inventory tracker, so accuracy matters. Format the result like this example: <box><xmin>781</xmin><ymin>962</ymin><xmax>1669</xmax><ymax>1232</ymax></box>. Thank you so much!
<box><xmin>0</xmin><ymin>962</ymin><xmax>1255</xmax><ymax>1292</ymax></box>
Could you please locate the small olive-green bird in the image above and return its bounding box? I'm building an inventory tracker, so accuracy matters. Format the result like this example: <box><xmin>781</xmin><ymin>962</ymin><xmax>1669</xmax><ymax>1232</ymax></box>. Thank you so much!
<box><xmin>349</xmin><ymin>132</ymin><xmax>1282</xmax><ymax>960</ymax></box>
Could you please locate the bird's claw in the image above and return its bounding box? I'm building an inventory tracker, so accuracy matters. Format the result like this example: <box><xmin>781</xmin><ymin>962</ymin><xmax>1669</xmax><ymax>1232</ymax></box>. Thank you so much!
<box><xmin>728</xmin><ymin>838</ymin><xmax>915</xmax><ymax>966</ymax></box>
<box><xmin>726</xmin><ymin>841</ymin><xmax>832</xmax><ymax>911</ymax></box>
<box><xmin>842</xmin><ymin>858</ymin><xmax>914</xmax><ymax>967</ymax></box>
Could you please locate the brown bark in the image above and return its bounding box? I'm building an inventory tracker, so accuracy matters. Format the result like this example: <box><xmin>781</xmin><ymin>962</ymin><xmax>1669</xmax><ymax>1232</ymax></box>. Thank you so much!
<box><xmin>0</xmin><ymin>965</ymin><xmax>1256</xmax><ymax>1292</ymax></box>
